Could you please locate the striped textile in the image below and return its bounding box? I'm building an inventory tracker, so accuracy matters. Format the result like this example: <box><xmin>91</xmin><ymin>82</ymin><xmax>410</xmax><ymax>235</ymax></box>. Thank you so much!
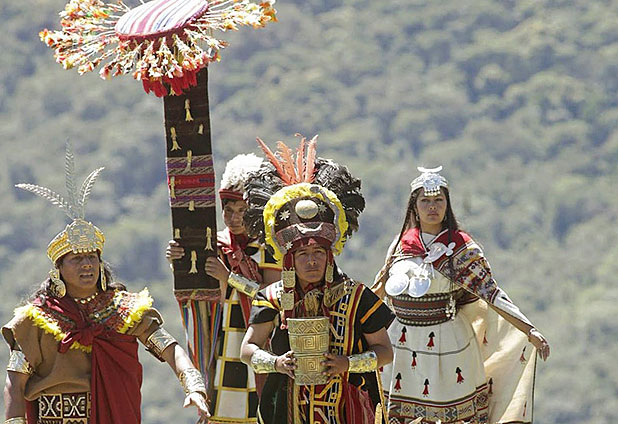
<box><xmin>115</xmin><ymin>0</ymin><xmax>209</xmax><ymax>39</ymax></box>
<box><xmin>391</xmin><ymin>292</ymin><xmax>453</xmax><ymax>326</ymax></box>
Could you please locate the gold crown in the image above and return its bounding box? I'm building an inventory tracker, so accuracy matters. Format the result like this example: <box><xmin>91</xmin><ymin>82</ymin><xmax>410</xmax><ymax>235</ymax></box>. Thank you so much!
<box><xmin>47</xmin><ymin>219</ymin><xmax>105</xmax><ymax>263</ymax></box>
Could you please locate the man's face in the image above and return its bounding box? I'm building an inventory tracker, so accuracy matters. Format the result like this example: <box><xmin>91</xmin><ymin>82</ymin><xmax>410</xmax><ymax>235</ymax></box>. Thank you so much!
<box><xmin>58</xmin><ymin>251</ymin><xmax>100</xmax><ymax>297</ymax></box>
<box><xmin>222</xmin><ymin>199</ymin><xmax>248</xmax><ymax>235</ymax></box>
<box><xmin>293</xmin><ymin>244</ymin><xmax>328</xmax><ymax>288</ymax></box>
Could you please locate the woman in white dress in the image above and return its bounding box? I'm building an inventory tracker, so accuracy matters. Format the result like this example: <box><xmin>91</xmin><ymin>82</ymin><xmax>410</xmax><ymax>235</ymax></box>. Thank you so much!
<box><xmin>373</xmin><ymin>166</ymin><xmax>550</xmax><ymax>424</ymax></box>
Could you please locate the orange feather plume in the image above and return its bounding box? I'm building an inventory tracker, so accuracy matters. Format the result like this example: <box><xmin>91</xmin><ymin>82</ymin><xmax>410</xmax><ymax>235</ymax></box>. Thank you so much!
<box><xmin>276</xmin><ymin>141</ymin><xmax>299</xmax><ymax>183</ymax></box>
<box><xmin>256</xmin><ymin>137</ymin><xmax>291</xmax><ymax>185</ymax></box>
<box><xmin>304</xmin><ymin>135</ymin><xmax>318</xmax><ymax>182</ymax></box>
<box><xmin>256</xmin><ymin>134</ymin><xmax>319</xmax><ymax>185</ymax></box>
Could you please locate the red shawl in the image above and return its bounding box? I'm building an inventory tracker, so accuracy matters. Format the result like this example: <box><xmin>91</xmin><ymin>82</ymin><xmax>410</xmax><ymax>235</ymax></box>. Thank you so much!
<box><xmin>31</xmin><ymin>296</ymin><xmax>142</xmax><ymax>424</ymax></box>
<box><xmin>400</xmin><ymin>228</ymin><xmax>499</xmax><ymax>303</ymax></box>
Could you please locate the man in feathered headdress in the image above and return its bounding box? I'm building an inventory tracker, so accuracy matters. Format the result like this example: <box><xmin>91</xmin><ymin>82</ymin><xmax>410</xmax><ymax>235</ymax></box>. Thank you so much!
<box><xmin>239</xmin><ymin>136</ymin><xmax>395</xmax><ymax>423</ymax></box>
<box><xmin>3</xmin><ymin>145</ymin><xmax>209</xmax><ymax>424</ymax></box>
<box><xmin>167</xmin><ymin>153</ymin><xmax>281</xmax><ymax>423</ymax></box>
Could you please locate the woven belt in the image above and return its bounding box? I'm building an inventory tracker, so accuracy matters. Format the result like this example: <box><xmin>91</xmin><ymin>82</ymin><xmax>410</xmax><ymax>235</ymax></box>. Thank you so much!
<box><xmin>391</xmin><ymin>289</ymin><xmax>476</xmax><ymax>326</ymax></box>
<box><xmin>37</xmin><ymin>392</ymin><xmax>90</xmax><ymax>424</ymax></box>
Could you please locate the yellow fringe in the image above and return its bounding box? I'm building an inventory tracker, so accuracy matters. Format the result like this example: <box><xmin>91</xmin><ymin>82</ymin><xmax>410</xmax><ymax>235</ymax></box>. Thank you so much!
<box><xmin>15</xmin><ymin>288</ymin><xmax>154</xmax><ymax>353</ymax></box>
<box><xmin>116</xmin><ymin>288</ymin><xmax>154</xmax><ymax>334</ymax></box>
<box><xmin>15</xmin><ymin>305</ymin><xmax>92</xmax><ymax>353</ymax></box>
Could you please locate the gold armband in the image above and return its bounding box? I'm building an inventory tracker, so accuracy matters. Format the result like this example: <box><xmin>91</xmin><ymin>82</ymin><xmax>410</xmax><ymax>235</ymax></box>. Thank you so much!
<box><xmin>7</xmin><ymin>350</ymin><xmax>33</xmax><ymax>376</ymax></box>
<box><xmin>5</xmin><ymin>418</ymin><xmax>27</xmax><ymax>424</ymax></box>
<box><xmin>347</xmin><ymin>350</ymin><xmax>378</xmax><ymax>373</ymax></box>
<box><xmin>250</xmin><ymin>349</ymin><xmax>277</xmax><ymax>374</ymax></box>
<box><xmin>178</xmin><ymin>368</ymin><xmax>207</xmax><ymax>397</ymax></box>
<box><xmin>145</xmin><ymin>327</ymin><xmax>178</xmax><ymax>361</ymax></box>
<box><xmin>227</xmin><ymin>272</ymin><xmax>260</xmax><ymax>298</ymax></box>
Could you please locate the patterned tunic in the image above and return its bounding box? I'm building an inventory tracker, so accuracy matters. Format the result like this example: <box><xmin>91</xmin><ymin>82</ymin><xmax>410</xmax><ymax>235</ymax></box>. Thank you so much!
<box><xmin>209</xmin><ymin>234</ymin><xmax>280</xmax><ymax>424</ymax></box>
<box><xmin>380</xmin><ymin>229</ymin><xmax>538</xmax><ymax>424</ymax></box>
<box><xmin>250</xmin><ymin>275</ymin><xmax>394</xmax><ymax>424</ymax></box>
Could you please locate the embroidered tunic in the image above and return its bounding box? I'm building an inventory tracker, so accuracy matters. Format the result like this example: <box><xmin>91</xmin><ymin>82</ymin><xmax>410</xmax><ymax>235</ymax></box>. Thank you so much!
<box><xmin>250</xmin><ymin>275</ymin><xmax>394</xmax><ymax>424</ymax></box>
<box><xmin>2</xmin><ymin>288</ymin><xmax>161</xmax><ymax>423</ymax></box>
<box><xmin>379</xmin><ymin>229</ymin><xmax>537</xmax><ymax>424</ymax></box>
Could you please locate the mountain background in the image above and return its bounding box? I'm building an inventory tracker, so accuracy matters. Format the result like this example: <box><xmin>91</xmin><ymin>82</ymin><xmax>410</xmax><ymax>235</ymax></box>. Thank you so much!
<box><xmin>1</xmin><ymin>0</ymin><xmax>617</xmax><ymax>422</ymax></box>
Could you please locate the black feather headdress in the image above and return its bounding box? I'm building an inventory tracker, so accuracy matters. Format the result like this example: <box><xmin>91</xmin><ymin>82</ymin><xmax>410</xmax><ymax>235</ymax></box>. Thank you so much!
<box><xmin>243</xmin><ymin>137</ymin><xmax>365</xmax><ymax>257</ymax></box>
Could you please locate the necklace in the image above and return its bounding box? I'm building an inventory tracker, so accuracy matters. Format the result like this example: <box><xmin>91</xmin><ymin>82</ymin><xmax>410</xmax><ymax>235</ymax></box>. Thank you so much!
<box><xmin>74</xmin><ymin>291</ymin><xmax>99</xmax><ymax>304</ymax></box>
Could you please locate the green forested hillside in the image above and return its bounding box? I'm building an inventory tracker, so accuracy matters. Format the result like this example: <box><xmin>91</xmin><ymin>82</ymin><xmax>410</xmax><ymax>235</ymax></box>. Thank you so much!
<box><xmin>1</xmin><ymin>0</ymin><xmax>617</xmax><ymax>422</ymax></box>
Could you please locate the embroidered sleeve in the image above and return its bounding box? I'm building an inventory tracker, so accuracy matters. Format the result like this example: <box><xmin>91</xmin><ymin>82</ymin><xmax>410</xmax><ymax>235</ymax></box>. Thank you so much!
<box><xmin>455</xmin><ymin>256</ymin><xmax>498</xmax><ymax>303</ymax></box>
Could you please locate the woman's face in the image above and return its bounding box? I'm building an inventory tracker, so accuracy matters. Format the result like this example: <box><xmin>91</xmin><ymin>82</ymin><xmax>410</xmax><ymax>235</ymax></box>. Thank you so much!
<box><xmin>223</xmin><ymin>199</ymin><xmax>248</xmax><ymax>235</ymax></box>
<box><xmin>58</xmin><ymin>251</ymin><xmax>100</xmax><ymax>297</ymax></box>
<box><xmin>414</xmin><ymin>188</ymin><xmax>447</xmax><ymax>231</ymax></box>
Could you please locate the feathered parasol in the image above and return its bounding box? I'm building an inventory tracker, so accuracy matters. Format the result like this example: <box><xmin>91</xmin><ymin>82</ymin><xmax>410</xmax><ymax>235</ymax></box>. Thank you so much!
<box><xmin>40</xmin><ymin>0</ymin><xmax>276</xmax><ymax>96</ymax></box>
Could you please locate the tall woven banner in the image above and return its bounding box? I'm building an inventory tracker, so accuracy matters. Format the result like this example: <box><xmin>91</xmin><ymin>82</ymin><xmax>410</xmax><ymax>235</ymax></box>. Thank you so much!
<box><xmin>164</xmin><ymin>68</ymin><xmax>220</xmax><ymax>376</ymax></box>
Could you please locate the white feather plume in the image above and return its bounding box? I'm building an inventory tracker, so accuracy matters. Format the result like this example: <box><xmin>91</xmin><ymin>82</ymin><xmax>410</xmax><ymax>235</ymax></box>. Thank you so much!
<box><xmin>220</xmin><ymin>153</ymin><xmax>264</xmax><ymax>193</ymax></box>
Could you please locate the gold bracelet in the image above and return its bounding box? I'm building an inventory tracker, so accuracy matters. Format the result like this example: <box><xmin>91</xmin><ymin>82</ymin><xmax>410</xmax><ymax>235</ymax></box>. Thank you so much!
<box><xmin>178</xmin><ymin>368</ymin><xmax>207</xmax><ymax>397</ymax></box>
<box><xmin>227</xmin><ymin>272</ymin><xmax>260</xmax><ymax>298</ymax></box>
<box><xmin>7</xmin><ymin>351</ymin><xmax>33</xmax><ymax>376</ymax></box>
<box><xmin>145</xmin><ymin>327</ymin><xmax>177</xmax><ymax>361</ymax></box>
<box><xmin>5</xmin><ymin>418</ymin><xmax>27</xmax><ymax>424</ymax></box>
<box><xmin>250</xmin><ymin>349</ymin><xmax>277</xmax><ymax>374</ymax></box>
<box><xmin>347</xmin><ymin>350</ymin><xmax>378</xmax><ymax>373</ymax></box>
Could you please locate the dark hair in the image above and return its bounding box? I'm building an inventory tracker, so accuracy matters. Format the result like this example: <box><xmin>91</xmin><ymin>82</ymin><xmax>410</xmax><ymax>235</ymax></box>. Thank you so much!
<box><xmin>29</xmin><ymin>257</ymin><xmax>126</xmax><ymax>303</ymax></box>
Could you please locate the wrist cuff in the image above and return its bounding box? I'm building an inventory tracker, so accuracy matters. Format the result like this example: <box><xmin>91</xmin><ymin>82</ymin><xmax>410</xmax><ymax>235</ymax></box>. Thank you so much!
<box><xmin>178</xmin><ymin>368</ymin><xmax>207</xmax><ymax>397</ymax></box>
<box><xmin>5</xmin><ymin>418</ymin><xmax>27</xmax><ymax>424</ymax></box>
<box><xmin>228</xmin><ymin>272</ymin><xmax>260</xmax><ymax>298</ymax></box>
<box><xmin>250</xmin><ymin>349</ymin><xmax>277</xmax><ymax>374</ymax></box>
<box><xmin>347</xmin><ymin>350</ymin><xmax>378</xmax><ymax>373</ymax></box>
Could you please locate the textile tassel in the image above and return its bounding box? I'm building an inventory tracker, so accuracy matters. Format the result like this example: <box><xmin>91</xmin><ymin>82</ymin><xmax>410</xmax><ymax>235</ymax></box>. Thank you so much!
<box><xmin>174</xmin><ymin>228</ymin><xmax>181</xmax><ymax>239</ymax></box>
<box><xmin>185</xmin><ymin>99</ymin><xmax>194</xmax><ymax>121</ymax></box>
<box><xmin>456</xmin><ymin>367</ymin><xmax>464</xmax><ymax>384</ymax></box>
<box><xmin>185</xmin><ymin>150</ymin><xmax>193</xmax><ymax>171</ymax></box>
<box><xmin>483</xmin><ymin>331</ymin><xmax>488</xmax><ymax>345</ymax></box>
<box><xmin>189</xmin><ymin>251</ymin><xmax>198</xmax><ymax>274</ymax></box>
<box><xmin>519</xmin><ymin>347</ymin><xmax>527</xmax><ymax>363</ymax></box>
<box><xmin>394</xmin><ymin>373</ymin><xmax>402</xmax><ymax>392</ymax></box>
<box><xmin>198</xmin><ymin>124</ymin><xmax>204</xmax><ymax>134</ymax></box>
<box><xmin>411</xmin><ymin>351</ymin><xmax>417</xmax><ymax>369</ymax></box>
<box><xmin>189</xmin><ymin>200</ymin><xmax>195</xmax><ymax>211</ymax></box>
<box><xmin>398</xmin><ymin>327</ymin><xmax>407</xmax><ymax>344</ymax></box>
<box><xmin>374</xmin><ymin>404</ymin><xmax>383</xmax><ymax>424</ymax></box>
<box><xmin>422</xmin><ymin>379</ymin><xmax>429</xmax><ymax>397</ymax></box>
<box><xmin>170</xmin><ymin>176</ymin><xmax>176</xmax><ymax>198</ymax></box>
<box><xmin>170</xmin><ymin>127</ymin><xmax>181</xmax><ymax>151</ymax></box>
<box><xmin>205</xmin><ymin>227</ymin><xmax>213</xmax><ymax>250</ymax></box>
<box><xmin>488</xmin><ymin>378</ymin><xmax>493</xmax><ymax>395</ymax></box>
<box><xmin>427</xmin><ymin>331</ymin><xmax>435</xmax><ymax>349</ymax></box>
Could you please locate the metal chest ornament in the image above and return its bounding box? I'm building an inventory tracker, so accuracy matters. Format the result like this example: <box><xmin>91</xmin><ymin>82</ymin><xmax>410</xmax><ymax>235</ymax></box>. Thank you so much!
<box><xmin>386</xmin><ymin>240</ymin><xmax>458</xmax><ymax>317</ymax></box>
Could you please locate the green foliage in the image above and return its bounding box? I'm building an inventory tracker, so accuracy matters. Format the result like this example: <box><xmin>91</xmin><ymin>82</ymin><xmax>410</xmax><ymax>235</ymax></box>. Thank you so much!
<box><xmin>1</xmin><ymin>0</ymin><xmax>617</xmax><ymax>422</ymax></box>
